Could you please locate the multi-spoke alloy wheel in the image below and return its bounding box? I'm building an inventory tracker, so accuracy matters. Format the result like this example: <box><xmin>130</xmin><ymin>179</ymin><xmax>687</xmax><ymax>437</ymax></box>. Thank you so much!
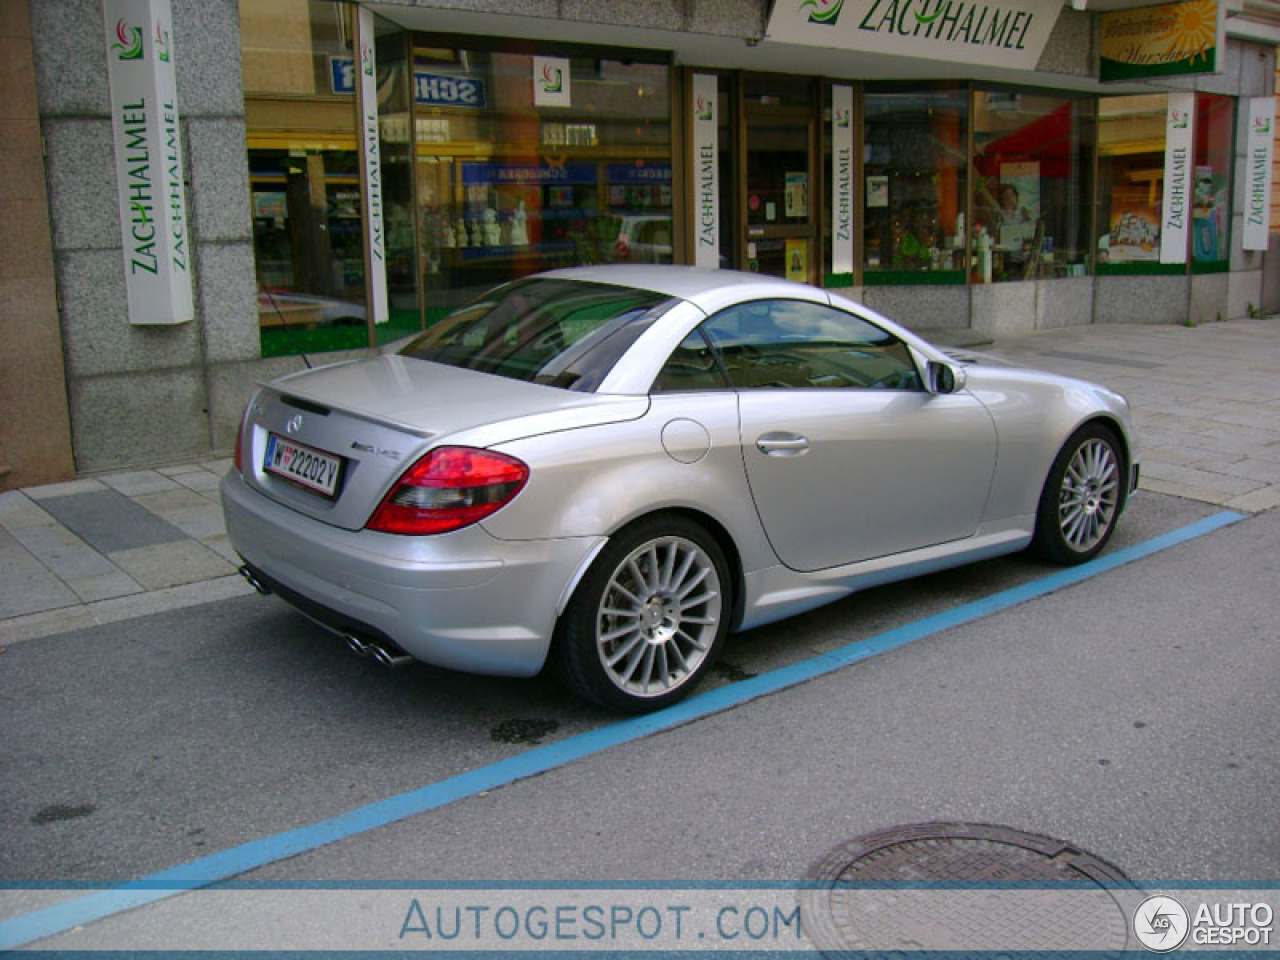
<box><xmin>551</xmin><ymin>517</ymin><xmax>731</xmax><ymax>713</ymax></box>
<box><xmin>595</xmin><ymin>536</ymin><xmax>722</xmax><ymax>699</ymax></box>
<box><xmin>1058</xmin><ymin>437</ymin><xmax>1119</xmax><ymax>553</ymax></box>
<box><xmin>1033</xmin><ymin>423</ymin><xmax>1127</xmax><ymax>565</ymax></box>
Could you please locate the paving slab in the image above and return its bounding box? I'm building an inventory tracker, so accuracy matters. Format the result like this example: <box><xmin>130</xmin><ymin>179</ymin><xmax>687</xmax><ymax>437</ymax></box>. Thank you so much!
<box><xmin>106</xmin><ymin>541</ymin><xmax>237</xmax><ymax>591</ymax></box>
<box><xmin>99</xmin><ymin>470</ymin><xmax>187</xmax><ymax>498</ymax></box>
<box><xmin>36</xmin><ymin>490</ymin><xmax>189</xmax><ymax>554</ymax></box>
<box><xmin>0</xmin><ymin>529</ymin><xmax>78</xmax><ymax>620</ymax></box>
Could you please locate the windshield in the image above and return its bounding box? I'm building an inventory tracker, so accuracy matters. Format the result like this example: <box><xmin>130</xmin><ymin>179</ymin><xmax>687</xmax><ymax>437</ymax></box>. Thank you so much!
<box><xmin>398</xmin><ymin>278</ymin><xmax>674</xmax><ymax>391</ymax></box>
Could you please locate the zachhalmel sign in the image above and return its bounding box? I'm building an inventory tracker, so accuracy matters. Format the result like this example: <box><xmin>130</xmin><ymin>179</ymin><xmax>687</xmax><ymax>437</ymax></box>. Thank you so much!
<box><xmin>766</xmin><ymin>0</ymin><xmax>1062</xmax><ymax>71</ymax></box>
<box><xmin>1100</xmin><ymin>0</ymin><xmax>1223</xmax><ymax>81</ymax></box>
<box><xmin>103</xmin><ymin>0</ymin><xmax>193</xmax><ymax>326</ymax></box>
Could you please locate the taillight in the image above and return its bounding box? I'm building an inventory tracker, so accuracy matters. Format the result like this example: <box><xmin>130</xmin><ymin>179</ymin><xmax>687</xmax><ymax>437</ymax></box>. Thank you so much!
<box><xmin>234</xmin><ymin>409</ymin><xmax>247</xmax><ymax>474</ymax></box>
<box><xmin>366</xmin><ymin>446</ymin><xmax>529</xmax><ymax>535</ymax></box>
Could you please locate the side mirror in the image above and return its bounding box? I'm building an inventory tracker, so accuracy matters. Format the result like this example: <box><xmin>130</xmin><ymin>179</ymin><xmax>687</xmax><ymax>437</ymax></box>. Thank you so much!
<box><xmin>927</xmin><ymin>360</ymin><xmax>965</xmax><ymax>395</ymax></box>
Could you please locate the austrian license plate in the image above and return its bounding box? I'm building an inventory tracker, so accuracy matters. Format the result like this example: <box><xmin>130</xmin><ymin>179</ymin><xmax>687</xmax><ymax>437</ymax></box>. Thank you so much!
<box><xmin>264</xmin><ymin>433</ymin><xmax>342</xmax><ymax>497</ymax></box>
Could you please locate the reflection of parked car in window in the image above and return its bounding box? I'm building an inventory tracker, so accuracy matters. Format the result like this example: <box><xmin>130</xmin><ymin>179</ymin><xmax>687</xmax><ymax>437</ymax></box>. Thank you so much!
<box><xmin>613</xmin><ymin>215</ymin><xmax>673</xmax><ymax>264</ymax></box>
<box><xmin>256</xmin><ymin>289</ymin><xmax>367</xmax><ymax>329</ymax></box>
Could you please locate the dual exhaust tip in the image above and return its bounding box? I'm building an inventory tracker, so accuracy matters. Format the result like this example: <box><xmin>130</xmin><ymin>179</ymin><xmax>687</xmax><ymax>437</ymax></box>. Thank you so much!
<box><xmin>237</xmin><ymin>564</ymin><xmax>413</xmax><ymax>669</ymax></box>
<box><xmin>345</xmin><ymin>632</ymin><xmax>414</xmax><ymax>668</ymax></box>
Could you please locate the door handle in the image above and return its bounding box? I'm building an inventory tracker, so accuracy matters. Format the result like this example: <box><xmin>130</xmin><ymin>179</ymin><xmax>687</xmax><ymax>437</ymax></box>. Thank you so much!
<box><xmin>756</xmin><ymin>434</ymin><xmax>810</xmax><ymax>456</ymax></box>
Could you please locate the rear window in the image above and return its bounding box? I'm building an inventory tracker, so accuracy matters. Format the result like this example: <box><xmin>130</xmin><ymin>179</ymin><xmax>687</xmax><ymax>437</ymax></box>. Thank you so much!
<box><xmin>398</xmin><ymin>278</ymin><xmax>674</xmax><ymax>392</ymax></box>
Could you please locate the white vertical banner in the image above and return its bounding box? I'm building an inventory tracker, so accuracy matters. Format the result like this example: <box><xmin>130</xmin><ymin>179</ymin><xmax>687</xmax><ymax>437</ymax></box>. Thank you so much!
<box><xmin>1244</xmin><ymin>97</ymin><xmax>1276</xmax><ymax>250</ymax></box>
<box><xmin>103</xmin><ymin>0</ymin><xmax>193</xmax><ymax>325</ymax></box>
<box><xmin>1160</xmin><ymin>91</ymin><xmax>1195</xmax><ymax>264</ymax></box>
<box><xmin>533</xmin><ymin>56</ymin><xmax>571</xmax><ymax>108</ymax></box>
<box><xmin>692</xmin><ymin>73</ymin><xmax>720</xmax><ymax>270</ymax></box>
<box><xmin>830</xmin><ymin>85</ymin><xmax>855</xmax><ymax>276</ymax></box>
<box><xmin>356</xmin><ymin>7</ymin><xmax>388</xmax><ymax>325</ymax></box>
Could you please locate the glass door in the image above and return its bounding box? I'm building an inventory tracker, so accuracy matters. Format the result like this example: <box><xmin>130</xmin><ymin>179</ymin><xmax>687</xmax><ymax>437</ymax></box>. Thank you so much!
<box><xmin>741</xmin><ymin>75</ymin><xmax>817</xmax><ymax>282</ymax></box>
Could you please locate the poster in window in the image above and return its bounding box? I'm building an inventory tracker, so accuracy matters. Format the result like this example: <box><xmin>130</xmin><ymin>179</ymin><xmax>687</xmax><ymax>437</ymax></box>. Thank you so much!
<box><xmin>866</xmin><ymin>176</ymin><xmax>889</xmax><ymax>209</ymax></box>
<box><xmin>996</xmin><ymin>162</ymin><xmax>1039</xmax><ymax>251</ymax></box>
<box><xmin>785</xmin><ymin>172</ymin><xmax>808</xmax><ymax>218</ymax></box>
<box><xmin>786</xmin><ymin>238</ymin><xmax>807</xmax><ymax>281</ymax></box>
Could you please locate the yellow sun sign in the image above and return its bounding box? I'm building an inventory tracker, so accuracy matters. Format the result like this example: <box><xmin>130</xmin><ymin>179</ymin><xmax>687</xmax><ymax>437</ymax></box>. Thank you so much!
<box><xmin>1100</xmin><ymin>0</ymin><xmax>1222</xmax><ymax>81</ymax></box>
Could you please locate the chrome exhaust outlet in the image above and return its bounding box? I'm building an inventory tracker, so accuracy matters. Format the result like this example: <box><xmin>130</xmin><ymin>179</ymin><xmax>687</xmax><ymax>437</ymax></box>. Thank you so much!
<box><xmin>345</xmin><ymin>633</ymin><xmax>412</xmax><ymax>667</ymax></box>
<box><xmin>238</xmin><ymin>564</ymin><xmax>270</xmax><ymax>595</ymax></box>
<box><xmin>345</xmin><ymin>634</ymin><xmax>373</xmax><ymax>657</ymax></box>
<box><xmin>370</xmin><ymin>644</ymin><xmax>413</xmax><ymax>668</ymax></box>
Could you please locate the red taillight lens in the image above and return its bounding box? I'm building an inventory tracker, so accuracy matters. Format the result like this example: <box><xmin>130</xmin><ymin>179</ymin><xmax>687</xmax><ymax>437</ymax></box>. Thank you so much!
<box><xmin>366</xmin><ymin>446</ymin><xmax>529</xmax><ymax>535</ymax></box>
<box><xmin>234</xmin><ymin>411</ymin><xmax>246</xmax><ymax>474</ymax></box>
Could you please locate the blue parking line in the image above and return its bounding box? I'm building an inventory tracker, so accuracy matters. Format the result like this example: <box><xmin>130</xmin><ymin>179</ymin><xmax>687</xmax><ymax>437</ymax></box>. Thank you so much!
<box><xmin>0</xmin><ymin>510</ymin><xmax>1244</xmax><ymax>950</ymax></box>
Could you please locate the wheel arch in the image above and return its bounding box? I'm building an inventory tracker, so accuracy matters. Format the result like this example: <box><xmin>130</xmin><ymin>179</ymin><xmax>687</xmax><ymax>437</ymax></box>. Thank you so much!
<box><xmin>554</xmin><ymin>506</ymin><xmax>746</xmax><ymax>632</ymax></box>
<box><xmin>1066</xmin><ymin>413</ymin><xmax>1135</xmax><ymax>510</ymax></box>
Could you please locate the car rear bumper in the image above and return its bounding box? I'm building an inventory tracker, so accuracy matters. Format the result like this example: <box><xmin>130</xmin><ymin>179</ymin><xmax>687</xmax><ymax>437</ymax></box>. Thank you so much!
<box><xmin>221</xmin><ymin>471</ymin><xmax>604</xmax><ymax>677</ymax></box>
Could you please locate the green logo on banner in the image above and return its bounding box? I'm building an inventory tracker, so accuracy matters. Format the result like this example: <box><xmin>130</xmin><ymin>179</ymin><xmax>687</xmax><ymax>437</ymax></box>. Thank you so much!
<box><xmin>540</xmin><ymin>63</ymin><xmax>564</xmax><ymax>94</ymax></box>
<box><xmin>801</xmin><ymin>0</ymin><xmax>845</xmax><ymax>24</ymax></box>
<box><xmin>155</xmin><ymin>21</ymin><xmax>170</xmax><ymax>62</ymax></box>
<box><xmin>112</xmin><ymin>18</ymin><xmax>143</xmax><ymax>60</ymax></box>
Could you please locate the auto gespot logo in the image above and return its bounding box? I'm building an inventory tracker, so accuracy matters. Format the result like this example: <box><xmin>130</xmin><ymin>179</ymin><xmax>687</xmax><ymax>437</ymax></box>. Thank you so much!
<box><xmin>1133</xmin><ymin>895</ymin><xmax>1275</xmax><ymax>951</ymax></box>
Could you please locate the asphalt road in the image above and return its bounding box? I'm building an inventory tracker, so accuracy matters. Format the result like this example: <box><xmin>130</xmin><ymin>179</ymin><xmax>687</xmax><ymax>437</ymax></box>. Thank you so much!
<box><xmin>2</xmin><ymin>490</ymin><xmax>1277</xmax><ymax>948</ymax></box>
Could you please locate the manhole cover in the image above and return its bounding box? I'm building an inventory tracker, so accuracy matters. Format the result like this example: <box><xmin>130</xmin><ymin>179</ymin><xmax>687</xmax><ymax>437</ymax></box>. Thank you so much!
<box><xmin>804</xmin><ymin>822</ymin><xmax>1140</xmax><ymax>955</ymax></box>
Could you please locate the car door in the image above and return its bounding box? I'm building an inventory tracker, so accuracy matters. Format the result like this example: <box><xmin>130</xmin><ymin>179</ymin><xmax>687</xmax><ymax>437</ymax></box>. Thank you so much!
<box><xmin>700</xmin><ymin>299</ymin><xmax>998</xmax><ymax>572</ymax></box>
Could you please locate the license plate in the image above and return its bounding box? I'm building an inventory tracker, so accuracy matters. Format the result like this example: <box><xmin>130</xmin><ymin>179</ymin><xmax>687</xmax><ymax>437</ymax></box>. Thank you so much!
<box><xmin>264</xmin><ymin>434</ymin><xmax>342</xmax><ymax>497</ymax></box>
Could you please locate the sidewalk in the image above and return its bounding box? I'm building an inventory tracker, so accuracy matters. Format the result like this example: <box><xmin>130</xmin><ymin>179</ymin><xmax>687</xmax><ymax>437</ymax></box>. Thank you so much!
<box><xmin>0</xmin><ymin>460</ymin><xmax>255</xmax><ymax>645</ymax></box>
<box><xmin>2</xmin><ymin>318</ymin><xmax>1278</xmax><ymax>647</ymax></box>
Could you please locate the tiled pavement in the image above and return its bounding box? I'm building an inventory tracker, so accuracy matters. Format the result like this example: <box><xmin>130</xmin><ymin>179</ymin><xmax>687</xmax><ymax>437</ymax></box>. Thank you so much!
<box><xmin>981</xmin><ymin>318</ymin><xmax>1280</xmax><ymax>514</ymax></box>
<box><xmin>0</xmin><ymin>460</ymin><xmax>255</xmax><ymax>645</ymax></box>
<box><xmin>1</xmin><ymin>317</ymin><xmax>1277</xmax><ymax>647</ymax></box>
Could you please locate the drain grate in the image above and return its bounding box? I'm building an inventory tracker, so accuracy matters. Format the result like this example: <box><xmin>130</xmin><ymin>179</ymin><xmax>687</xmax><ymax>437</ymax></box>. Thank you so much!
<box><xmin>804</xmin><ymin>822</ymin><xmax>1140</xmax><ymax>955</ymax></box>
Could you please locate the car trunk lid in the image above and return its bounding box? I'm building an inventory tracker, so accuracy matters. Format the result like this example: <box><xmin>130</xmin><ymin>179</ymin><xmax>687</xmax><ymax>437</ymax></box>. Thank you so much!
<box><xmin>240</xmin><ymin>355</ymin><xmax>645</xmax><ymax>531</ymax></box>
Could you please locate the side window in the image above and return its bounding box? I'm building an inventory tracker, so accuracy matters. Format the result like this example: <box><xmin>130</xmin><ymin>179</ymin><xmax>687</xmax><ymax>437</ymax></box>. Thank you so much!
<box><xmin>701</xmin><ymin>299</ymin><xmax>923</xmax><ymax>391</ymax></box>
<box><xmin>653</xmin><ymin>330</ymin><xmax>729</xmax><ymax>392</ymax></box>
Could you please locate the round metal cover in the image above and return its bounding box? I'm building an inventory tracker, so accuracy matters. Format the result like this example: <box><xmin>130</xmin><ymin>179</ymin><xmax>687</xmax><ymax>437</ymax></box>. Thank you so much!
<box><xmin>804</xmin><ymin>822</ymin><xmax>1140</xmax><ymax>956</ymax></box>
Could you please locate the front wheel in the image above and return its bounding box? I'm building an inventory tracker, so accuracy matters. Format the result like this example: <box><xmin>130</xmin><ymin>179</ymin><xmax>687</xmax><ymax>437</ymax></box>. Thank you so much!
<box><xmin>550</xmin><ymin>516</ymin><xmax>732</xmax><ymax>713</ymax></box>
<box><xmin>1032</xmin><ymin>423</ymin><xmax>1126</xmax><ymax>565</ymax></box>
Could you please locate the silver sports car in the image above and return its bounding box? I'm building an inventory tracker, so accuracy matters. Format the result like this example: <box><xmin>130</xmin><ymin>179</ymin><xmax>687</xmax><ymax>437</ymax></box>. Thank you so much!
<box><xmin>222</xmin><ymin>266</ymin><xmax>1138</xmax><ymax>712</ymax></box>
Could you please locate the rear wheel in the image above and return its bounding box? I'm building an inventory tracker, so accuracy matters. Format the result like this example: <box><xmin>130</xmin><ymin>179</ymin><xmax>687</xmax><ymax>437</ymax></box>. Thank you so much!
<box><xmin>1032</xmin><ymin>423</ymin><xmax>1126</xmax><ymax>565</ymax></box>
<box><xmin>550</xmin><ymin>516</ymin><xmax>731</xmax><ymax>713</ymax></box>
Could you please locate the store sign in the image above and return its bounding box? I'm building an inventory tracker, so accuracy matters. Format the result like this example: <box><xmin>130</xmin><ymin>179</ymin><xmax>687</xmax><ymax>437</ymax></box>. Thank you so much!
<box><xmin>356</xmin><ymin>7</ymin><xmax>388</xmax><ymax>325</ymax></box>
<box><xmin>1244</xmin><ymin>97</ymin><xmax>1275</xmax><ymax>251</ymax></box>
<box><xmin>830</xmin><ymin>85</ymin><xmax>854</xmax><ymax>276</ymax></box>
<box><xmin>330</xmin><ymin>58</ymin><xmax>489</xmax><ymax>109</ymax></box>
<box><xmin>533</xmin><ymin>56</ymin><xmax>571</xmax><ymax>108</ymax></box>
<box><xmin>606</xmin><ymin>164</ymin><xmax>672</xmax><ymax>184</ymax></box>
<box><xmin>692</xmin><ymin>74</ymin><xmax>720</xmax><ymax>270</ymax></box>
<box><xmin>103</xmin><ymin>0</ymin><xmax>193</xmax><ymax>326</ymax></box>
<box><xmin>1100</xmin><ymin>0</ymin><xmax>1223</xmax><ymax>82</ymax></box>
<box><xmin>1160</xmin><ymin>91</ymin><xmax>1195</xmax><ymax>264</ymax></box>
<box><xmin>766</xmin><ymin>0</ymin><xmax>1061</xmax><ymax>71</ymax></box>
<box><xmin>462</xmin><ymin>162</ymin><xmax>598</xmax><ymax>185</ymax></box>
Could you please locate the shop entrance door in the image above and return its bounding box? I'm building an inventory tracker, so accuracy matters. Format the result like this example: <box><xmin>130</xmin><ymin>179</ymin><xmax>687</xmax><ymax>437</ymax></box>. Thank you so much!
<box><xmin>741</xmin><ymin>76</ymin><xmax>817</xmax><ymax>282</ymax></box>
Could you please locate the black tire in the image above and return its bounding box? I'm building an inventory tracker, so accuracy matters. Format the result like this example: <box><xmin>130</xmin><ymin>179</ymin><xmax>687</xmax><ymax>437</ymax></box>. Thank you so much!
<box><xmin>549</xmin><ymin>515</ymin><xmax>732</xmax><ymax>713</ymax></box>
<box><xmin>1032</xmin><ymin>422</ymin><xmax>1126</xmax><ymax>565</ymax></box>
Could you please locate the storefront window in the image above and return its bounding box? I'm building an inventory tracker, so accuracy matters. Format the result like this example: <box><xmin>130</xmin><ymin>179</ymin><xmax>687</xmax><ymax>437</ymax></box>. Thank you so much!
<box><xmin>1193</xmin><ymin>93</ymin><xmax>1233</xmax><ymax>269</ymax></box>
<box><xmin>413</xmin><ymin>45</ymin><xmax>671</xmax><ymax>323</ymax></box>
<box><xmin>862</xmin><ymin>86</ymin><xmax>968</xmax><ymax>284</ymax></box>
<box><xmin>972</xmin><ymin>90</ymin><xmax>1093</xmax><ymax>282</ymax></box>
<box><xmin>1096</xmin><ymin>94</ymin><xmax>1171</xmax><ymax>272</ymax></box>
<box><xmin>242</xmin><ymin>0</ymin><xmax>370</xmax><ymax>357</ymax></box>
